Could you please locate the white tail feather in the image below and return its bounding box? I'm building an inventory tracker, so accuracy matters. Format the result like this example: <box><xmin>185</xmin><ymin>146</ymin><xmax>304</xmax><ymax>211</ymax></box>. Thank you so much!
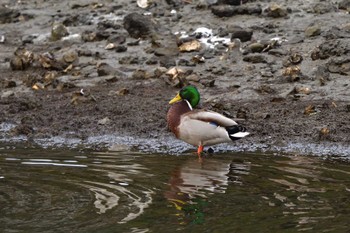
<box><xmin>230</xmin><ymin>132</ymin><xmax>250</xmax><ymax>138</ymax></box>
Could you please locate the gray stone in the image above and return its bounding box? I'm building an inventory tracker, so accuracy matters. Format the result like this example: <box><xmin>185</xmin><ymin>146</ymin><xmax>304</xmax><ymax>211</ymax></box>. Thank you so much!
<box><xmin>152</xmin><ymin>34</ymin><xmax>179</xmax><ymax>56</ymax></box>
<box><xmin>1</xmin><ymin>90</ymin><xmax>15</xmax><ymax>98</ymax></box>
<box><xmin>268</xmin><ymin>49</ymin><xmax>287</xmax><ymax>56</ymax></box>
<box><xmin>159</xmin><ymin>56</ymin><xmax>176</xmax><ymax>68</ymax></box>
<box><xmin>312</xmin><ymin>2</ymin><xmax>337</xmax><ymax>14</ymax></box>
<box><xmin>327</xmin><ymin>57</ymin><xmax>350</xmax><ymax>74</ymax></box>
<box><xmin>211</xmin><ymin>5</ymin><xmax>262</xmax><ymax>17</ymax></box>
<box><xmin>311</xmin><ymin>39</ymin><xmax>350</xmax><ymax>60</ymax></box>
<box><xmin>51</xmin><ymin>22</ymin><xmax>69</xmax><ymax>41</ymax></box>
<box><xmin>123</xmin><ymin>13</ymin><xmax>156</xmax><ymax>38</ymax></box>
<box><xmin>229</xmin><ymin>26</ymin><xmax>253</xmax><ymax>42</ymax></box>
<box><xmin>265</xmin><ymin>3</ymin><xmax>288</xmax><ymax>18</ymax></box>
<box><xmin>97</xmin><ymin>63</ymin><xmax>116</xmax><ymax>76</ymax></box>
<box><xmin>98</xmin><ymin>117</ymin><xmax>111</xmax><ymax>125</ymax></box>
<box><xmin>287</xmin><ymin>36</ymin><xmax>304</xmax><ymax>44</ymax></box>
<box><xmin>109</xmin><ymin>144</ymin><xmax>132</xmax><ymax>152</ymax></box>
<box><xmin>115</xmin><ymin>45</ymin><xmax>127</xmax><ymax>53</ymax></box>
<box><xmin>323</xmin><ymin>26</ymin><xmax>350</xmax><ymax>39</ymax></box>
<box><xmin>339</xmin><ymin>0</ymin><xmax>350</xmax><ymax>10</ymax></box>
<box><xmin>243</xmin><ymin>54</ymin><xmax>268</xmax><ymax>63</ymax></box>
<box><xmin>0</xmin><ymin>7</ymin><xmax>20</xmax><ymax>24</ymax></box>
<box><xmin>247</xmin><ymin>42</ymin><xmax>265</xmax><ymax>53</ymax></box>
<box><xmin>305</xmin><ymin>25</ymin><xmax>321</xmax><ymax>37</ymax></box>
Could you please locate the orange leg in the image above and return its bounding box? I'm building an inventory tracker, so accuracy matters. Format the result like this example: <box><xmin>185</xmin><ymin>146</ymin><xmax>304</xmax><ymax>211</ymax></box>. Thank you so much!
<box><xmin>197</xmin><ymin>145</ymin><xmax>204</xmax><ymax>158</ymax></box>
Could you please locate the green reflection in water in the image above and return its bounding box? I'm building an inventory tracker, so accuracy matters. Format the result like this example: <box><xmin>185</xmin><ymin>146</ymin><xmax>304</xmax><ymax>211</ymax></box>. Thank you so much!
<box><xmin>0</xmin><ymin>146</ymin><xmax>349</xmax><ymax>233</ymax></box>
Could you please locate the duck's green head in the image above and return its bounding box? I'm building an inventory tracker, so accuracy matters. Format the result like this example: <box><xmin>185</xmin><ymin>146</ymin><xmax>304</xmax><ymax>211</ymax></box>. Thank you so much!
<box><xmin>169</xmin><ymin>86</ymin><xmax>200</xmax><ymax>108</ymax></box>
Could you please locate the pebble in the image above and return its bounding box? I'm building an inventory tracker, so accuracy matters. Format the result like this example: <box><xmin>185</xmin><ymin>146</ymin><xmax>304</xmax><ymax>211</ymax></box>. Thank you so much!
<box><xmin>243</xmin><ymin>54</ymin><xmax>268</xmax><ymax>63</ymax></box>
<box><xmin>323</xmin><ymin>26</ymin><xmax>350</xmax><ymax>40</ymax></box>
<box><xmin>311</xmin><ymin>39</ymin><xmax>350</xmax><ymax>60</ymax></box>
<box><xmin>305</xmin><ymin>25</ymin><xmax>321</xmax><ymax>37</ymax></box>
<box><xmin>10</xmin><ymin>56</ymin><xmax>26</xmax><ymax>70</ymax></box>
<box><xmin>123</xmin><ymin>12</ymin><xmax>156</xmax><ymax>38</ymax></box>
<box><xmin>265</xmin><ymin>3</ymin><xmax>288</xmax><ymax>18</ymax></box>
<box><xmin>62</xmin><ymin>50</ymin><xmax>78</xmax><ymax>63</ymax></box>
<box><xmin>97</xmin><ymin>117</ymin><xmax>111</xmax><ymax>125</ymax></box>
<box><xmin>115</xmin><ymin>45</ymin><xmax>127</xmax><ymax>53</ymax></box>
<box><xmin>116</xmin><ymin>88</ymin><xmax>130</xmax><ymax>96</ymax></box>
<box><xmin>137</xmin><ymin>0</ymin><xmax>151</xmax><ymax>8</ymax></box>
<box><xmin>268</xmin><ymin>49</ymin><xmax>287</xmax><ymax>56</ymax></box>
<box><xmin>105</xmin><ymin>43</ymin><xmax>115</xmax><ymax>50</ymax></box>
<box><xmin>327</xmin><ymin>57</ymin><xmax>350</xmax><ymax>74</ymax></box>
<box><xmin>246</xmin><ymin>42</ymin><xmax>265</xmax><ymax>53</ymax></box>
<box><xmin>97</xmin><ymin>63</ymin><xmax>116</xmax><ymax>76</ymax></box>
<box><xmin>1</xmin><ymin>90</ymin><xmax>15</xmax><ymax>98</ymax></box>
<box><xmin>312</xmin><ymin>2</ymin><xmax>337</xmax><ymax>14</ymax></box>
<box><xmin>51</xmin><ymin>22</ymin><xmax>69</xmax><ymax>41</ymax></box>
<box><xmin>132</xmin><ymin>69</ymin><xmax>149</xmax><ymax>79</ymax></box>
<box><xmin>159</xmin><ymin>56</ymin><xmax>176</xmax><ymax>68</ymax></box>
<box><xmin>61</xmin><ymin>33</ymin><xmax>82</xmax><ymax>43</ymax></box>
<box><xmin>0</xmin><ymin>7</ymin><xmax>20</xmax><ymax>24</ymax></box>
<box><xmin>229</xmin><ymin>26</ymin><xmax>253</xmax><ymax>42</ymax></box>
<box><xmin>339</xmin><ymin>0</ymin><xmax>350</xmax><ymax>10</ymax></box>
<box><xmin>108</xmin><ymin>35</ymin><xmax>126</xmax><ymax>44</ymax></box>
<box><xmin>211</xmin><ymin>5</ymin><xmax>262</xmax><ymax>17</ymax></box>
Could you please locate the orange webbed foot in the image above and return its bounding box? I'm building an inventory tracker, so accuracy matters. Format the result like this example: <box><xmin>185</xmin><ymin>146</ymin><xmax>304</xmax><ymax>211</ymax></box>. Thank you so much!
<box><xmin>197</xmin><ymin>145</ymin><xmax>204</xmax><ymax>162</ymax></box>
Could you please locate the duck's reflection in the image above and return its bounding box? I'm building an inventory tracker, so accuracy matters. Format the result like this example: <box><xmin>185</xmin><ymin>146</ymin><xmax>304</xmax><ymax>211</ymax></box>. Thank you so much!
<box><xmin>164</xmin><ymin>157</ymin><xmax>251</xmax><ymax>224</ymax></box>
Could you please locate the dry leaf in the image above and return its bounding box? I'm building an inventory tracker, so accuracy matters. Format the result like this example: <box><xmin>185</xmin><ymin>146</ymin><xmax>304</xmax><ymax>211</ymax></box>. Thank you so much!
<box><xmin>179</xmin><ymin>40</ymin><xmax>201</xmax><ymax>52</ymax></box>
<box><xmin>117</xmin><ymin>88</ymin><xmax>129</xmax><ymax>96</ymax></box>
<box><xmin>166</xmin><ymin>67</ymin><xmax>184</xmax><ymax>78</ymax></box>
<box><xmin>294</xmin><ymin>87</ymin><xmax>310</xmax><ymax>95</ymax></box>
<box><xmin>304</xmin><ymin>105</ymin><xmax>317</xmax><ymax>115</ymax></box>
<box><xmin>105</xmin><ymin>43</ymin><xmax>115</xmax><ymax>50</ymax></box>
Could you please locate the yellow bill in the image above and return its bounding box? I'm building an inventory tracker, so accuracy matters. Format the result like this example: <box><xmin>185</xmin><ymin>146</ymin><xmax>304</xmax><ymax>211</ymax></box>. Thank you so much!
<box><xmin>169</xmin><ymin>93</ymin><xmax>182</xmax><ymax>104</ymax></box>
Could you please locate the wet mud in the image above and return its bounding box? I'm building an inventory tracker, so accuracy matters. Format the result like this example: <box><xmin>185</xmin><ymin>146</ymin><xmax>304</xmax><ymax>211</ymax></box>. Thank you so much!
<box><xmin>1</xmin><ymin>0</ymin><xmax>350</xmax><ymax>157</ymax></box>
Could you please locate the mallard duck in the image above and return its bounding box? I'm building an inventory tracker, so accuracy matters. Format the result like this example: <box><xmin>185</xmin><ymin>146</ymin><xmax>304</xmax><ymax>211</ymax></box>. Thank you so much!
<box><xmin>167</xmin><ymin>86</ymin><xmax>249</xmax><ymax>157</ymax></box>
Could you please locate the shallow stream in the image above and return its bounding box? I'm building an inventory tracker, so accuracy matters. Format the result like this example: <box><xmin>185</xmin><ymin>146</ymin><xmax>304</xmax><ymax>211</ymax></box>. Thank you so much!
<box><xmin>0</xmin><ymin>146</ymin><xmax>349</xmax><ymax>232</ymax></box>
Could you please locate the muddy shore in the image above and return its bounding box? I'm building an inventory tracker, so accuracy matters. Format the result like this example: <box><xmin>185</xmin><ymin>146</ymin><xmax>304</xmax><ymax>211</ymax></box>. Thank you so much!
<box><xmin>1</xmin><ymin>0</ymin><xmax>350</xmax><ymax>157</ymax></box>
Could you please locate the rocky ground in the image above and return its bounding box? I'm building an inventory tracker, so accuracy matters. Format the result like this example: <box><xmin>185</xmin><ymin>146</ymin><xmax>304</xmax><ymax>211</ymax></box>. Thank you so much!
<box><xmin>0</xmin><ymin>0</ymin><xmax>350</xmax><ymax>157</ymax></box>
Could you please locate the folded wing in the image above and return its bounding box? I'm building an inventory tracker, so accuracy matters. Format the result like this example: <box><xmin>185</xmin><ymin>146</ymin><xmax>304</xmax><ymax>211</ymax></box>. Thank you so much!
<box><xmin>185</xmin><ymin>110</ymin><xmax>238</xmax><ymax>127</ymax></box>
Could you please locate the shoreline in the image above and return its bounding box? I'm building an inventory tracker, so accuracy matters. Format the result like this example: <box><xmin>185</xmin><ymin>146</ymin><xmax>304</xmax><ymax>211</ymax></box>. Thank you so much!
<box><xmin>1</xmin><ymin>1</ymin><xmax>350</xmax><ymax>160</ymax></box>
<box><xmin>1</xmin><ymin>125</ymin><xmax>350</xmax><ymax>160</ymax></box>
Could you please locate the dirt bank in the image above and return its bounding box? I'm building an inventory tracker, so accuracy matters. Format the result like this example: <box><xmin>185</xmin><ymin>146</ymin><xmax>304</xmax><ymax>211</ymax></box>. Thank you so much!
<box><xmin>1</xmin><ymin>0</ymin><xmax>350</xmax><ymax>157</ymax></box>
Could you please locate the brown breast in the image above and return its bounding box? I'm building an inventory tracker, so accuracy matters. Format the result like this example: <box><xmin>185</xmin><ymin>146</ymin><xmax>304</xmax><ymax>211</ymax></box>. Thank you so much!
<box><xmin>167</xmin><ymin>101</ymin><xmax>191</xmax><ymax>137</ymax></box>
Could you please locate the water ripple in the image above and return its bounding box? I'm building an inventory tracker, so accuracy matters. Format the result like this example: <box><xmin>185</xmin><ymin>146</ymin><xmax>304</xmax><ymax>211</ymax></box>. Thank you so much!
<box><xmin>0</xmin><ymin>149</ymin><xmax>156</xmax><ymax>232</ymax></box>
<box><xmin>0</xmin><ymin>149</ymin><xmax>349</xmax><ymax>232</ymax></box>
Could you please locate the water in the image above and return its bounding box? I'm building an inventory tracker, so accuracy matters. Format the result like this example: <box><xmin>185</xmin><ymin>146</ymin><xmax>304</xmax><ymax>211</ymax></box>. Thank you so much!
<box><xmin>0</xmin><ymin>146</ymin><xmax>349</xmax><ymax>233</ymax></box>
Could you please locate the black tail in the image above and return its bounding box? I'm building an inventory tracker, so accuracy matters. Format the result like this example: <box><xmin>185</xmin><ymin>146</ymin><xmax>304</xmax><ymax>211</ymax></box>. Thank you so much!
<box><xmin>225</xmin><ymin>125</ymin><xmax>249</xmax><ymax>141</ymax></box>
